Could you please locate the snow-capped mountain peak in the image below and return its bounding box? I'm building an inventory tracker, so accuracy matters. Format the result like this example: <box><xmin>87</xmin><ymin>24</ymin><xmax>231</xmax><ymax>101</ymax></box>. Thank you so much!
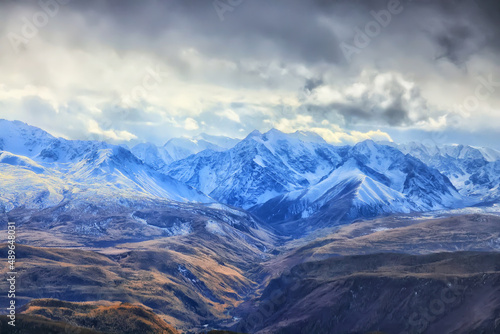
<box><xmin>0</xmin><ymin>120</ymin><xmax>214</xmax><ymax>210</ymax></box>
<box><xmin>0</xmin><ymin>119</ymin><xmax>496</xmax><ymax>234</ymax></box>
<box><xmin>289</xmin><ymin>130</ymin><xmax>327</xmax><ymax>144</ymax></box>
<box><xmin>0</xmin><ymin>119</ymin><xmax>56</xmax><ymax>157</ymax></box>
<box><xmin>391</xmin><ymin>141</ymin><xmax>500</xmax><ymax>203</ymax></box>
<box><xmin>194</xmin><ymin>133</ymin><xmax>240</xmax><ymax>149</ymax></box>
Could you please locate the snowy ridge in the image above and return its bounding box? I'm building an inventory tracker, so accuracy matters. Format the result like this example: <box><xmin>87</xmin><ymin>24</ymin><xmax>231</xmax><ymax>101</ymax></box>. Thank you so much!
<box><xmin>0</xmin><ymin>119</ymin><xmax>496</xmax><ymax>231</ymax></box>
<box><xmin>166</xmin><ymin>128</ymin><xmax>343</xmax><ymax>209</ymax></box>
<box><xmin>251</xmin><ymin>144</ymin><xmax>462</xmax><ymax>225</ymax></box>
<box><xmin>131</xmin><ymin>133</ymin><xmax>239</xmax><ymax>168</ymax></box>
<box><xmin>0</xmin><ymin>119</ymin><xmax>56</xmax><ymax>157</ymax></box>
<box><xmin>168</xmin><ymin>130</ymin><xmax>463</xmax><ymax>223</ymax></box>
<box><xmin>131</xmin><ymin>143</ymin><xmax>174</xmax><ymax>170</ymax></box>
<box><xmin>0</xmin><ymin>151</ymin><xmax>46</xmax><ymax>174</ymax></box>
<box><xmin>0</xmin><ymin>120</ymin><xmax>213</xmax><ymax>210</ymax></box>
<box><xmin>391</xmin><ymin>142</ymin><xmax>500</xmax><ymax>202</ymax></box>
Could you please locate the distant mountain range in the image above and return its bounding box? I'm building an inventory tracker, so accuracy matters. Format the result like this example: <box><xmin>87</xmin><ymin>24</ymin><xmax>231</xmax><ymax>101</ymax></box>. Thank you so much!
<box><xmin>387</xmin><ymin>142</ymin><xmax>500</xmax><ymax>203</ymax></box>
<box><xmin>1</xmin><ymin>119</ymin><xmax>499</xmax><ymax>236</ymax></box>
<box><xmin>131</xmin><ymin>133</ymin><xmax>239</xmax><ymax>169</ymax></box>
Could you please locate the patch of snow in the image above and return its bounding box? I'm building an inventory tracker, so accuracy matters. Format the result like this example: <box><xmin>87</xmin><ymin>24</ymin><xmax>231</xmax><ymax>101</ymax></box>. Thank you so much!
<box><xmin>371</xmin><ymin>227</ymin><xmax>391</xmax><ymax>232</ymax></box>
<box><xmin>253</xmin><ymin>155</ymin><xmax>266</xmax><ymax>167</ymax></box>
<box><xmin>205</xmin><ymin>220</ymin><xmax>226</xmax><ymax>235</ymax></box>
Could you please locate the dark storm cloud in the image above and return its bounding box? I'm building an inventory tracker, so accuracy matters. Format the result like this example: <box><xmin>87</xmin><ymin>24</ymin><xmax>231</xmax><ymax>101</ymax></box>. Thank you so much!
<box><xmin>304</xmin><ymin>77</ymin><xmax>324</xmax><ymax>94</ymax></box>
<box><xmin>303</xmin><ymin>74</ymin><xmax>431</xmax><ymax>128</ymax></box>
<box><xmin>434</xmin><ymin>24</ymin><xmax>475</xmax><ymax>64</ymax></box>
<box><xmin>68</xmin><ymin>0</ymin><xmax>347</xmax><ymax>64</ymax></box>
<box><xmin>4</xmin><ymin>0</ymin><xmax>499</xmax><ymax>63</ymax></box>
<box><xmin>310</xmin><ymin>101</ymin><xmax>413</xmax><ymax>128</ymax></box>
<box><xmin>419</xmin><ymin>1</ymin><xmax>500</xmax><ymax>66</ymax></box>
<box><xmin>4</xmin><ymin>0</ymin><xmax>499</xmax><ymax>71</ymax></box>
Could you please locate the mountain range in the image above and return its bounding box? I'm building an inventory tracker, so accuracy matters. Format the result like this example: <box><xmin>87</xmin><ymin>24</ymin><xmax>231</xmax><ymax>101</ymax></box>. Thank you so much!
<box><xmin>1</xmin><ymin>119</ymin><xmax>500</xmax><ymax>333</ymax></box>
<box><xmin>388</xmin><ymin>142</ymin><xmax>500</xmax><ymax>203</ymax></box>
<box><xmin>1</xmin><ymin>119</ymin><xmax>499</xmax><ymax>236</ymax></box>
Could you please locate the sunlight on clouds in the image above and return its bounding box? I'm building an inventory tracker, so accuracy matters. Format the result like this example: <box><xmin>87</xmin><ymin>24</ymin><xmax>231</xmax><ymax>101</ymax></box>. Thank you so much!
<box><xmin>183</xmin><ymin>118</ymin><xmax>199</xmax><ymax>131</ymax></box>
<box><xmin>310</xmin><ymin>128</ymin><xmax>393</xmax><ymax>145</ymax></box>
<box><xmin>270</xmin><ymin>115</ymin><xmax>392</xmax><ymax>145</ymax></box>
<box><xmin>87</xmin><ymin>119</ymin><xmax>137</xmax><ymax>142</ymax></box>
<box><xmin>414</xmin><ymin>115</ymin><xmax>449</xmax><ymax>131</ymax></box>
<box><xmin>272</xmin><ymin>115</ymin><xmax>316</xmax><ymax>132</ymax></box>
<box><xmin>216</xmin><ymin>109</ymin><xmax>241</xmax><ymax>123</ymax></box>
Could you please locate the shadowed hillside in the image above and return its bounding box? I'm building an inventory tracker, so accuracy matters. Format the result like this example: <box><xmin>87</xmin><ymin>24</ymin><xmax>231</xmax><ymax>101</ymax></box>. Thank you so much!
<box><xmin>267</xmin><ymin>213</ymin><xmax>500</xmax><ymax>274</ymax></box>
<box><xmin>234</xmin><ymin>252</ymin><xmax>500</xmax><ymax>334</ymax></box>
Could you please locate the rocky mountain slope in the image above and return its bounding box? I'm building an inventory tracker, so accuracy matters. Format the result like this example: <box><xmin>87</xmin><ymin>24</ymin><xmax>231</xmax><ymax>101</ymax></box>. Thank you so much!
<box><xmin>389</xmin><ymin>142</ymin><xmax>500</xmax><ymax>203</ymax></box>
<box><xmin>0</xmin><ymin>237</ymin><xmax>271</xmax><ymax>332</ymax></box>
<box><xmin>3</xmin><ymin>119</ymin><xmax>498</xmax><ymax>234</ymax></box>
<box><xmin>234</xmin><ymin>251</ymin><xmax>500</xmax><ymax>334</ymax></box>
<box><xmin>166</xmin><ymin>129</ymin><xmax>343</xmax><ymax>210</ymax></box>
<box><xmin>2</xmin><ymin>209</ymin><xmax>499</xmax><ymax>332</ymax></box>
<box><xmin>0</xmin><ymin>120</ymin><xmax>212</xmax><ymax>211</ymax></box>
<box><xmin>167</xmin><ymin>129</ymin><xmax>462</xmax><ymax>232</ymax></box>
<box><xmin>131</xmin><ymin>133</ymin><xmax>240</xmax><ymax>169</ymax></box>
<box><xmin>251</xmin><ymin>140</ymin><xmax>462</xmax><ymax>233</ymax></box>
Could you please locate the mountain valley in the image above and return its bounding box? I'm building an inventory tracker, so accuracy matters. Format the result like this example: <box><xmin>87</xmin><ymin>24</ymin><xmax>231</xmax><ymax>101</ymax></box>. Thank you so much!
<box><xmin>0</xmin><ymin>119</ymin><xmax>499</xmax><ymax>333</ymax></box>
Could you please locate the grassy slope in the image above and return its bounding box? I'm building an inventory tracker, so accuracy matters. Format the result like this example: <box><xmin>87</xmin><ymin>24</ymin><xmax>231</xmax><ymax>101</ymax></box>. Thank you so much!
<box><xmin>19</xmin><ymin>299</ymin><xmax>179</xmax><ymax>334</ymax></box>
<box><xmin>0</xmin><ymin>242</ymin><xmax>259</xmax><ymax>331</ymax></box>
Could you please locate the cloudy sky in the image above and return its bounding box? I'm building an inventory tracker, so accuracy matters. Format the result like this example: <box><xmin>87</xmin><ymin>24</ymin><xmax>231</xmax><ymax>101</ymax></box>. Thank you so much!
<box><xmin>1</xmin><ymin>0</ymin><xmax>499</xmax><ymax>148</ymax></box>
